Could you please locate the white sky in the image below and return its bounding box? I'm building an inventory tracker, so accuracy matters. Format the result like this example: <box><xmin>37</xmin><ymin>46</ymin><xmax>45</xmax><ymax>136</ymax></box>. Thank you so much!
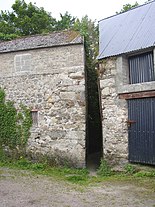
<box><xmin>0</xmin><ymin>0</ymin><xmax>146</xmax><ymax>21</ymax></box>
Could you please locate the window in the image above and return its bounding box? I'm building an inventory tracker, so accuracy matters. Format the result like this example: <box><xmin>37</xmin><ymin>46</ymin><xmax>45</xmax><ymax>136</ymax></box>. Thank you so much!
<box><xmin>31</xmin><ymin>110</ymin><xmax>38</xmax><ymax>126</ymax></box>
<box><xmin>14</xmin><ymin>54</ymin><xmax>31</xmax><ymax>73</ymax></box>
<box><xmin>128</xmin><ymin>52</ymin><xmax>154</xmax><ymax>84</ymax></box>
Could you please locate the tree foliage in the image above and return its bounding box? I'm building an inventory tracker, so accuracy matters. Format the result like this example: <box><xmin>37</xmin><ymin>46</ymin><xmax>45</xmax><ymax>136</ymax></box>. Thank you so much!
<box><xmin>117</xmin><ymin>2</ymin><xmax>139</xmax><ymax>13</ymax></box>
<box><xmin>55</xmin><ymin>12</ymin><xmax>76</xmax><ymax>31</ymax></box>
<box><xmin>0</xmin><ymin>0</ymin><xmax>56</xmax><ymax>38</ymax></box>
<box><xmin>74</xmin><ymin>16</ymin><xmax>98</xmax><ymax>67</ymax></box>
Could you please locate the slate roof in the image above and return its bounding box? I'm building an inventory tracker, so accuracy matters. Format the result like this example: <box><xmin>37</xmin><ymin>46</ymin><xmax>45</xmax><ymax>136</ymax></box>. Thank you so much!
<box><xmin>98</xmin><ymin>0</ymin><xmax>155</xmax><ymax>59</ymax></box>
<box><xmin>0</xmin><ymin>31</ymin><xmax>83</xmax><ymax>53</ymax></box>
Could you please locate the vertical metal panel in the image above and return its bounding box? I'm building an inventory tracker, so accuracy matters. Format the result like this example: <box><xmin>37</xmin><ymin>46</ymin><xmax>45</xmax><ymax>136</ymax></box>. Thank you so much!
<box><xmin>129</xmin><ymin>52</ymin><xmax>154</xmax><ymax>84</ymax></box>
<box><xmin>128</xmin><ymin>98</ymin><xmax>155</xmax><ymax>165</ymax></box>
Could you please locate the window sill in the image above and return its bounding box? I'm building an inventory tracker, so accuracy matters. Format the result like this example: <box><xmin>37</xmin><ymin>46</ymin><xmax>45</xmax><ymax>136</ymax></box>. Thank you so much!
<box><xmin>117</xmin><ymin>81</ymin><xmax>155</xmax><ymax>94</ymax></box>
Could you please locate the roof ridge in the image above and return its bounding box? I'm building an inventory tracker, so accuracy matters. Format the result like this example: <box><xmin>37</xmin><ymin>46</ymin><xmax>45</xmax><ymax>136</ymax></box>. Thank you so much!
<box><xmin>0</xmin><ymin>30</ymin><xmax>83</xmax><ymax>54</ymax></box>
<box><xmin>98</xmin><ymin>0</ymin><xmax>155</xmax><ymax>23</ymax></box>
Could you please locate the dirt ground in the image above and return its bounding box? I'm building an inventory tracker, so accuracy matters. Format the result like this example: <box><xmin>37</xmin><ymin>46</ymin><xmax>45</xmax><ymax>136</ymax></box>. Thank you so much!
<box><xmin>0</xmin><ymin>167</ymin><xmax>155</xmax><ymax>207</ymax></box>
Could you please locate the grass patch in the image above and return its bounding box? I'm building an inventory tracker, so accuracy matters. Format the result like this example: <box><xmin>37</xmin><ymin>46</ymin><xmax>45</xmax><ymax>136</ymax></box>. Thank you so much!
<box><xmin>0</xmin><ymin>156</ymin><xmax>89</xmax><ymax>184</ymax></box>
<box><xmin>97</xmin><ymin>159</ymin><xmax>112</xmax><ymax>177</ymax></box>
<box><xmin>134</xmin><ymin>171</ymin><xmax>155</xmax><ymax>178</ymax></box>
<box><xmin>0</xmin><ymin>154</ymin><xmax>155</xmax><ymax>189</ymax></box>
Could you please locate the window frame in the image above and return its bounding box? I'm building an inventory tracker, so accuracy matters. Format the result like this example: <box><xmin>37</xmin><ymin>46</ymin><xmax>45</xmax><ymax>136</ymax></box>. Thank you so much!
<box><xmin>14</xmin><ymin>53</ymin><xmax>32</xmax><ymax>74</ymax></box>
<box><xmin>31</xmin><ymin>109</ymin><xmax>38</xmax><ymax>127</ymax></box>
<box><xmin>116</xmin><ymin>48</ymin><xmax>155</xmax><ymax>95</ymax></box>
<box><xmin>128</xmin><ymin>51</ymin><xmax>154</xmax><ymax>84</ymax></box>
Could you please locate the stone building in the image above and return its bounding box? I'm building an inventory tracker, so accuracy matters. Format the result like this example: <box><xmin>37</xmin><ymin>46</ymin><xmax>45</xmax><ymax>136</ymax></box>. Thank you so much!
<box><xmin>98</xmin><ymin>1</ymin><xmax>155</xmax><ymax>166</ymax></box>
<box><xmin>0</xmin><ymin>31</ymin><xmax>86</xmax><ymax>167</ymax></box>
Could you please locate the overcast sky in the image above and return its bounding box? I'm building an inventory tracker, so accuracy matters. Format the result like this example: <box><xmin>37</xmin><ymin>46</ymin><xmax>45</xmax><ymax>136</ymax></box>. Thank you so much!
<box><xmin>0</xmin><ymin>0</ymin><xmax>146</xmax><ymax>21</ymax></box>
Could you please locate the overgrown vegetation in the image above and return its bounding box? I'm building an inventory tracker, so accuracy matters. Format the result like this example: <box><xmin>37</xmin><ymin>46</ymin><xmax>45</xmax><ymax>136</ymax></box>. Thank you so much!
<box><xmin>0</xmin><ymin>88</ymin><xmax>32</xmax><ymax>157</ymax></box>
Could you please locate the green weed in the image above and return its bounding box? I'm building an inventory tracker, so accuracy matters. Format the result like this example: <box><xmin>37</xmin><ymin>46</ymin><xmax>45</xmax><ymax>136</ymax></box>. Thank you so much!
<box><xmin>97</xmin><ymin>159</ymin><xmax>112</xmax><ymax>177</ymax></box>
<box><xmin>66</xmin><ymin>175</ymin><xmax>88</xmax><ymax>183</ymax></box>
<box><xmin>124</xmin><ymin>164</ymin><xmax>137</xmax><ymax>175</ymax></box>
<box><xmin>134</xmin><ymin>171</ymin><xmax>155</xmax><ymax>177</ymax></box>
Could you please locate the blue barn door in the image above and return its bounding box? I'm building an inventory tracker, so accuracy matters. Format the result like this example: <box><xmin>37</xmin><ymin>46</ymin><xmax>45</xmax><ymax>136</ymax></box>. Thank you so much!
<box><xmin>128</xmin><ymin>98</ymin><xmax>155</xmax><ymax>165</ymax></box>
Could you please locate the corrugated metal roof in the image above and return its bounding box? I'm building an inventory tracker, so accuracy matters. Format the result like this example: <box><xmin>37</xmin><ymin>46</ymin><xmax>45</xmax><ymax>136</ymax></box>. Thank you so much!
<box><xmin>98</xmin><ymin>1</ymin><xmax>155</xmax><ymax>59</ymax></box>
<box><xmin>0</xmin><ymin>30</ymin><xmax>83</xmax><ymax>53</ymax></box>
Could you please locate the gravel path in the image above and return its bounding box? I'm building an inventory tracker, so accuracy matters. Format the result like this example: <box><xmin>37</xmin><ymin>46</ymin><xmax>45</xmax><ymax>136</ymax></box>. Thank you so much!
<box><xmin>0</xmin><ymin>167</ymin><xmax>155</xmax><ymax>207</ymax></box>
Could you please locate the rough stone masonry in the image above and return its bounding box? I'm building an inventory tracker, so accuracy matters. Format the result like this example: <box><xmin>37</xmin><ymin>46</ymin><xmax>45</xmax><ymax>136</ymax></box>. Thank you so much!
<box><xmin>99</xmin><ymin>58</ymin><xmax>128</xmax><ymax>166</ymax></box>
<box><xmin>0</xmin><ymin>31</ymin><xmax>86</xmax><ymax>167</ymax></box>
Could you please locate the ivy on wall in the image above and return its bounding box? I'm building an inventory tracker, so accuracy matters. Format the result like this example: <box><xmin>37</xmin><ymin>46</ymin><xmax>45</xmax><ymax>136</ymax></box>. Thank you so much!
<box><xmin>0</xmin><ymin>88</ymin><xmax>32</xmax><ymax>152</ymax></box>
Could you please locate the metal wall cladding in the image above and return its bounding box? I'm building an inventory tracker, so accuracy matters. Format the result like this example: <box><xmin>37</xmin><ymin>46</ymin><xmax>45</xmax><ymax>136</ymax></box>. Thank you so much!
<box><xmin>98</xmin><ymin>1</ymin><xmax>155</xmax><ymax>59</ymax></box>
<box><xmin>129</xmin><ymin>52</ymin><xmax>155</xmax><ymax>84</ymax></box>
<box><xmin>128</xmin><ymin>98</ymin><xmax>155</xmax><ymax>165</ymax></box>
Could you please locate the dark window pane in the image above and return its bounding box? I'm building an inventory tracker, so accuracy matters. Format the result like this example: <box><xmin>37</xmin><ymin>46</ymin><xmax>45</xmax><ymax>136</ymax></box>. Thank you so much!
<box><xmin>129</xmin><ymin>52</ymin><xmax>154</xmax><ymax>84</ymax></box>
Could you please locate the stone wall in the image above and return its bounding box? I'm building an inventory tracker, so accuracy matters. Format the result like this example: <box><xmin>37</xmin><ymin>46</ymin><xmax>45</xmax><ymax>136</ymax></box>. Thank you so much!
<box><xmin>0</xmin><ymin>44</ymin><xmax>86</xmax><ymax>168</ymax></box>
<box><xmin>99</xmin><ymin>58</ymin><xmax>128</xmax><ymax>166</ymax></box>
